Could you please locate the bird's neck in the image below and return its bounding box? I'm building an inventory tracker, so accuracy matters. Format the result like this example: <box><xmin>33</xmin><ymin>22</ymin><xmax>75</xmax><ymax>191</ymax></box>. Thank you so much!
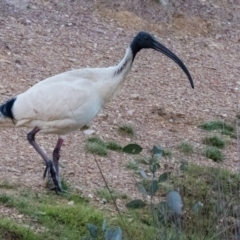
<box><xmin>97</xmin><ymin>47</ymin><xmax>134</xmax><ymax>104</ymax></box>
<box><xmin>114</xmin><ymin>47</ymin><xmax>134</xmax><ymax>77</ymax></box>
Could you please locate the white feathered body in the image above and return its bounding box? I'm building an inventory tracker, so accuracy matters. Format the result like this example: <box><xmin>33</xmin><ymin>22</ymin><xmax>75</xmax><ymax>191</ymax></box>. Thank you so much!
<box><xmin>6</xmin><ymin>48</ymin><xmax>133</xmax><ymax>135</ymax></box>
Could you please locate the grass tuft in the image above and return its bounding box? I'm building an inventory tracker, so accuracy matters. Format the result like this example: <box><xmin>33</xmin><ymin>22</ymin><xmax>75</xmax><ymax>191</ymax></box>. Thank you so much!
<box><xmin>105</xmin><ymin>141</ymin><xmax>122</xmax><ymax>151</ymax></box>
<box><xmin>86</xmin><ymin>142</ymin><xmax>108</xmax><ymax>156</ymax></box>
<box><xmin>162</xmin><ymin>149</ymin><xmax>172</xmax><ymax>157</ymax></box>
<box><xmin>125</xmin><ymin>161</ymin><xmax>139</xmax><ymax>171</ymax></box>
<box><xmin>178</xmin><ymin>142</ymin><xmax>194</xmax><ymax>154</ymax></box>
<box><xmin>0</xmin><ymin>219</ymin><xmax>40</xmax><ymax>240</ymax></box>
<box><xmin>118</xmin><ymin>124</ymin><xmax>134</xmax><ymax>135</ymax></box>
<box><xmin>87</xmin><ymin>136</ymin><xmax>105</xmax><ymax>146</ymax></box>
<box><xmin>199</xmin><ymin>120</ymin><xmax>234</xmax><ymax>131</ymax></box>
<box><xmin>86</xmin><ymin>136</ymin><xmax>108</xmax><ymax>156</ymax></box>
<box><xmin>202</xmin><ymin>135</ymin><xmax>226</xmax><ymax>149</ymax></box>
<box><xmin>202</xmin><ymin>146</ymin><xmax>224</xmax><ymax>162</ymax></box>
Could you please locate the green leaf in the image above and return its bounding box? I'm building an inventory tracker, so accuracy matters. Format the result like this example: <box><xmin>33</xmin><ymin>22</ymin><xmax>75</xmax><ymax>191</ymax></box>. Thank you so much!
<box><xmin>139</xmin><ymin>169</ymin><xmax>148</xmax><ymax>179</ymax></box>
<box><xmin>166</xmin><ymin>191</ymin><xmax>183</xmax><ymax>215</ymax></box>
<box><xmin>122</xmin><ymin>144</ymin><xmax>143</xmax><ymax>154</ymax></box>
<box><xmin>148</xmin><ymin>180</ymin><xmax>159</xmax><ymax>196</ymax></box>
<box><xmin>137</xmin><ymin>183</ymin><xmax>147</xmax><ymax>197</ymax></box>
<box><xmin>158</xmin><ymin>172</ymin><xmax>171</xmax><ymax>183</ymax></box>
<box><xmin>149</xmin><ymin>162</ymin><xmax>159</xmax><ymax>174</ymax></box>
<box><xmin>152</xmin><ymin>145</ymin><xmax>163</xmax><ymax>158</ymax></box>
<box><xmin>126</xmin><ymin>199</ymin><xmax>147</xmax><ymax>209</ymax></box>
<box><xmin>87</xmin><ymin>224</ymin><xmax>98</xmax><ymax>238</ymax></box>
<box><xmin>102</xmin><ymin>219</ymin><xmax>107</xmax><ymax>232</ymax></box>
<box><xmin>105</xmin><ymin>227</ymin><xmax>122</xmax><ymax>240</ymax></box>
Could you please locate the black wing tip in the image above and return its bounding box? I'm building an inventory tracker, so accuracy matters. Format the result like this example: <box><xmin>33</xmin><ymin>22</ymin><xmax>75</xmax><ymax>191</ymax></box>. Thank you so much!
<box><xmin>0</xmin><ymin>97</ymin><xmax>16</xmax><ymax>120</ymax></box>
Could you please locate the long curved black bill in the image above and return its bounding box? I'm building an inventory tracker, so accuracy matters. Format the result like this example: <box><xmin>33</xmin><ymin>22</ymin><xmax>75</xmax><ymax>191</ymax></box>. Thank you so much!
<box><xmin>152</xmin><ymin>40</ymin><xmax>194</xmax><ymax>89</ymax></box>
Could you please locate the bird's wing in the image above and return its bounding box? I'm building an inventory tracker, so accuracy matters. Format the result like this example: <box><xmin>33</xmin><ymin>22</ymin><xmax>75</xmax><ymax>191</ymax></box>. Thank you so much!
<box><xmin>13</xmin><ymin>77</ymin><xmax>102</xmax><ymax>128</ymax></box>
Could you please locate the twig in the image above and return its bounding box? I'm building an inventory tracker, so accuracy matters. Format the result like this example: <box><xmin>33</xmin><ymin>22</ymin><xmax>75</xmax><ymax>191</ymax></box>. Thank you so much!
<box><xmin>93</xmin><ymin>154</ymin><xmax>131</xmax><ymax>239</ymax></box>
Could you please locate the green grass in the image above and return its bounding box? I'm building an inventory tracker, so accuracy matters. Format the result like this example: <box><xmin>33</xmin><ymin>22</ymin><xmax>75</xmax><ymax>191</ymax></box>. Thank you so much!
<box><xmin>96</xmin><ymin>188</ymin><xmax>112</xmax><ymax>203</ymax></box>
<box><xmin>202</xmin><ymin>146</ymin><xmax>224</xmax><ymax>162</ymax></box>
<box><xmin>162</xmin><ymin>149</ymin><xmax>172</xmax><ymax>157</ymax></box>
<box><xmin>171</xmin><ymin>164</ymin><xmax>240</xmax><ymax>239</ymax></box>
<box><xmin>199</xmin><ymin>120</ymin><xmax>234</xmax><ymax>132</ymax></box>
<box><xmin>0</xmin><ymin>180</ymin><xmax>17</xmax><ymax>189</ymax></box>
<box><xmin>105</xmin><ymin>141</ymin><xmax>122</xmax><ymax>151</ymax></box>
<box><xmin>199</xmin><ymin>120</ymin><xmax>236</xmax><ymax>138</ymax></box>
<box><xmin>178</xmin><ymin>142</ymin><xmax>194</xmax><ymax>154</ymax></box>
<box><xmin>86</xmin><ymin>136</ymin><xmax>108</xmax><ymax>156</ymax></box>
<box><xmin>202</xmin><ymin>135</ymin><xmax>226</xmax><ymax>149</ymax></box>
<box><xmin>0</xmin><ymin>161</ymin><xmax>239</xmax><ymax>239</ymax></box>
<box><xmin>125</xmin><ymin>161</ymin><xmax>139</xmax><ymax>171</ymax></box>
<box><xmin>86</xmin><ymin>137</ymin><xmax>123</xmax><ymax>155</ymax></box>
<box><xmin>118</xmin><ymin>124</ymin><xmax>135</xmax><ymax>135</ymax></box>
<box><xmin>0</xmin><ymin>218</ymin><xmax>41</xmax><ymax>240</ymax></box>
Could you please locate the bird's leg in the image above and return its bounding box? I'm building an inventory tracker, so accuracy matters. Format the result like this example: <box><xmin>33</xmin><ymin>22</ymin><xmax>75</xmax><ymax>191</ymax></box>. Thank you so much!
<box><xmin>52</xmin><ymin>138</ymin><xmax>64</xmax><ymax>189</ymax></box>
<box><xmin>27</xmin><ymin>127</ymin><xmax>61</xmax><ymax>192</ymax></box>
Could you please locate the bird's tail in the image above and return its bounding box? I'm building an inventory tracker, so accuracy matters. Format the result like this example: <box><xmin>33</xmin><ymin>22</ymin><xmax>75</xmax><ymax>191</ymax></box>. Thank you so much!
<box><xmin>0</xmin><ymin>98</ymin><xmax>16</xmax><ymax>127</ymax></box>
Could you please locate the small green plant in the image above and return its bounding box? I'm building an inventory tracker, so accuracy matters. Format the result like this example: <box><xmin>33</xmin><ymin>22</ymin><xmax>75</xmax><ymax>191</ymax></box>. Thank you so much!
<box><xmin>86</xmin><ymin>137</ymin><xmax>107</xmax><ymax>156</ymax></box>
<box><xmin>199</xmin><ymin>120</ymin><xmax>236</xmax><ymax>138</ymax></box>
<box><xmin>202</xmin><ymin>135</ymin><xmax>226</xmax><ymax>149</ymax></box>
<box><xmin>105</xmin><ymin>141</ymin><xmax>122</xmax><ymax>151</ymax></box>
<box><xmin>162</xmin><ymin>149</ymin><xmax>172</xmax><ymax>157</ymax></box>
<box><xmin>199</xmin><ymin>120</ymin><xmax>234</xmax><ymax>132</ymax></box>
<box><xmin>84</xmin><ymin>219</ymin><xmax>122</xmax><ymax>240</ymax></box>
<box><xmin>87</xmin><ymin>136</ymin><xmax>105</xmax><ymax>146</ymax></box>
<box><xmin>0</xmin><ymin>180</ymin><xmax>17</xmax><ymax>189</ymax></box>
<box><xmin>118</xmin><ymin>124</ymin><xmax>134</xmax><ymax>135</ymax></box>
<box><xmin>61</xmin><ymin>177</ymin><xmax>71</xmax><ymax>191</ymax></box>
<box><xmin>178</xmin><ymin>142</ymin><xmax>194</xmax><ymax>154</ymax></box>
<box><xmin>0</xmin><ymin>219</ymin><xmax>40</xmax><ymax>240</ymax></box>
<box><xmin>202</xmin><ymin>146</ymin><xmax>224</xmax><ymax>162</ymax></box>
<box><xmin>125</xmin><ymin>161</ymin><xmax>139</xmax><ymax>171</ymax></box>
<box><xmin>86</xmin><ymin>142</ymin><xmax>108</xmax><ymax>156</ymax></box>
<box><xmin>96</xmin><ymin>189</ymin><xmax>112</xmax><ymax>203</ymax></box>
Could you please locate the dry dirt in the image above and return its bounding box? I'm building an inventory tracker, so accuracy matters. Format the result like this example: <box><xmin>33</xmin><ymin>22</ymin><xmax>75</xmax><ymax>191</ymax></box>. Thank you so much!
<box><xmin>0</xmin><ymin>0</ymin><xmax>239</xmax><ymax>210</ymax></box>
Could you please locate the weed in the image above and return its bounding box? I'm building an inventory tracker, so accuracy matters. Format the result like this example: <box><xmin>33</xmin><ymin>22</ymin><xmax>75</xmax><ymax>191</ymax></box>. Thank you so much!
<box><xmin>96</xmin><ymin>188</ymin><xmax>114</xmax><ymax>203</ymax></box>
<box><xmin>0</xmin><ymin>194</ymin><xmax>13</xmax><ymax>204</ymax></box>
<box><xmin>105</xmin><ymin>141</ymin><xmax>122</xmax><ymax>151</ymax></box>
<box><xmin>178</xmin><ymin>142</ymin><xmax>194</xmax><ymax>154</ymax></box>
<box><xmin>202</xmin><ymin>135</ymin><xmax>226</xmax><ymax>149</ymax></box>
<box><xmin>86</xmin><ymin>142</ymin><xmax>108</xmax><ymax>156</ymax></box>
<box><xmin>125</xmin><ymin>161</ymin><xmax>139</xmax><ymax>171</ymax></box>
<box><xmin>0</xmin><ymin>219</ymin><xmax>40</xmax><ymax>240</ymax></box>
<box><xmin>119</xmin><ymin>124</ymin><xmax>134</xmax><ymax>135</ymax></box>
<box><xmin>87</xmin><ymin>136</ymin><xmax>105</xmax><ymax>146</ymax></box>
<box><xmin>199</xmin><ymin>120</ymin><xmax>234</xmax><ymax>131</ymax></box>
<box><xmin>0</xmin><ymin>180</ymin><xmax>17</xmax><ymax>189</ymax></box>
<box><xmin>162</xmin><ymin>149</ymin><xmax>172</xmax><ymax>157</ymax></box>
<box><xmin>202</xmin><ymin>146</ymin><xmax>224</xmax><ymax>162</ymax></box>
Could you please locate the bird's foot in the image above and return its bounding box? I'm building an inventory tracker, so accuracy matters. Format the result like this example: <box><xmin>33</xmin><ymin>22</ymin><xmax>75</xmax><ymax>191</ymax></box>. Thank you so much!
<box><xmin>43</xmin><ymin>160</ymin><xmax>62</xmax><ymax>193</ymax></box>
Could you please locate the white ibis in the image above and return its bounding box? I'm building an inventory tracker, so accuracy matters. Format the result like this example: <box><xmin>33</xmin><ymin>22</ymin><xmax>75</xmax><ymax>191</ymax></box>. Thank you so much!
<box><xmin>0</xmin><ymin>32</ymin><xmax>194</xmax><ymax>192</ymax></box>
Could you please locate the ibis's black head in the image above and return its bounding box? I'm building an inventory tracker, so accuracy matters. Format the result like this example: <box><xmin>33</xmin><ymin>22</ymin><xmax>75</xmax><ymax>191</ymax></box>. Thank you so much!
<box><xmin>130</xmin><ymin>31</ymin><xmax>194</xmax><ymax>89</ymax></box>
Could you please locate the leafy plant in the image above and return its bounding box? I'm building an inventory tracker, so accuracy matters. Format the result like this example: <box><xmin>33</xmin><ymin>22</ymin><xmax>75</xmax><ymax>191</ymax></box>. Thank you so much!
<box><xmin>84</xmin><ymin>219</ymin><xmax>122</xmax><ymax>240</ymax></box>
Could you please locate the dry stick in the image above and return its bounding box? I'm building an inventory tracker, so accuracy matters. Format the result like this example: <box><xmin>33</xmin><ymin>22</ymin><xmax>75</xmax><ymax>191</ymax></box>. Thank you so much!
<box><xmin>93</xmin><ymin>154</ymin><xmax>131</xmax><ymax>239</ymax></box>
